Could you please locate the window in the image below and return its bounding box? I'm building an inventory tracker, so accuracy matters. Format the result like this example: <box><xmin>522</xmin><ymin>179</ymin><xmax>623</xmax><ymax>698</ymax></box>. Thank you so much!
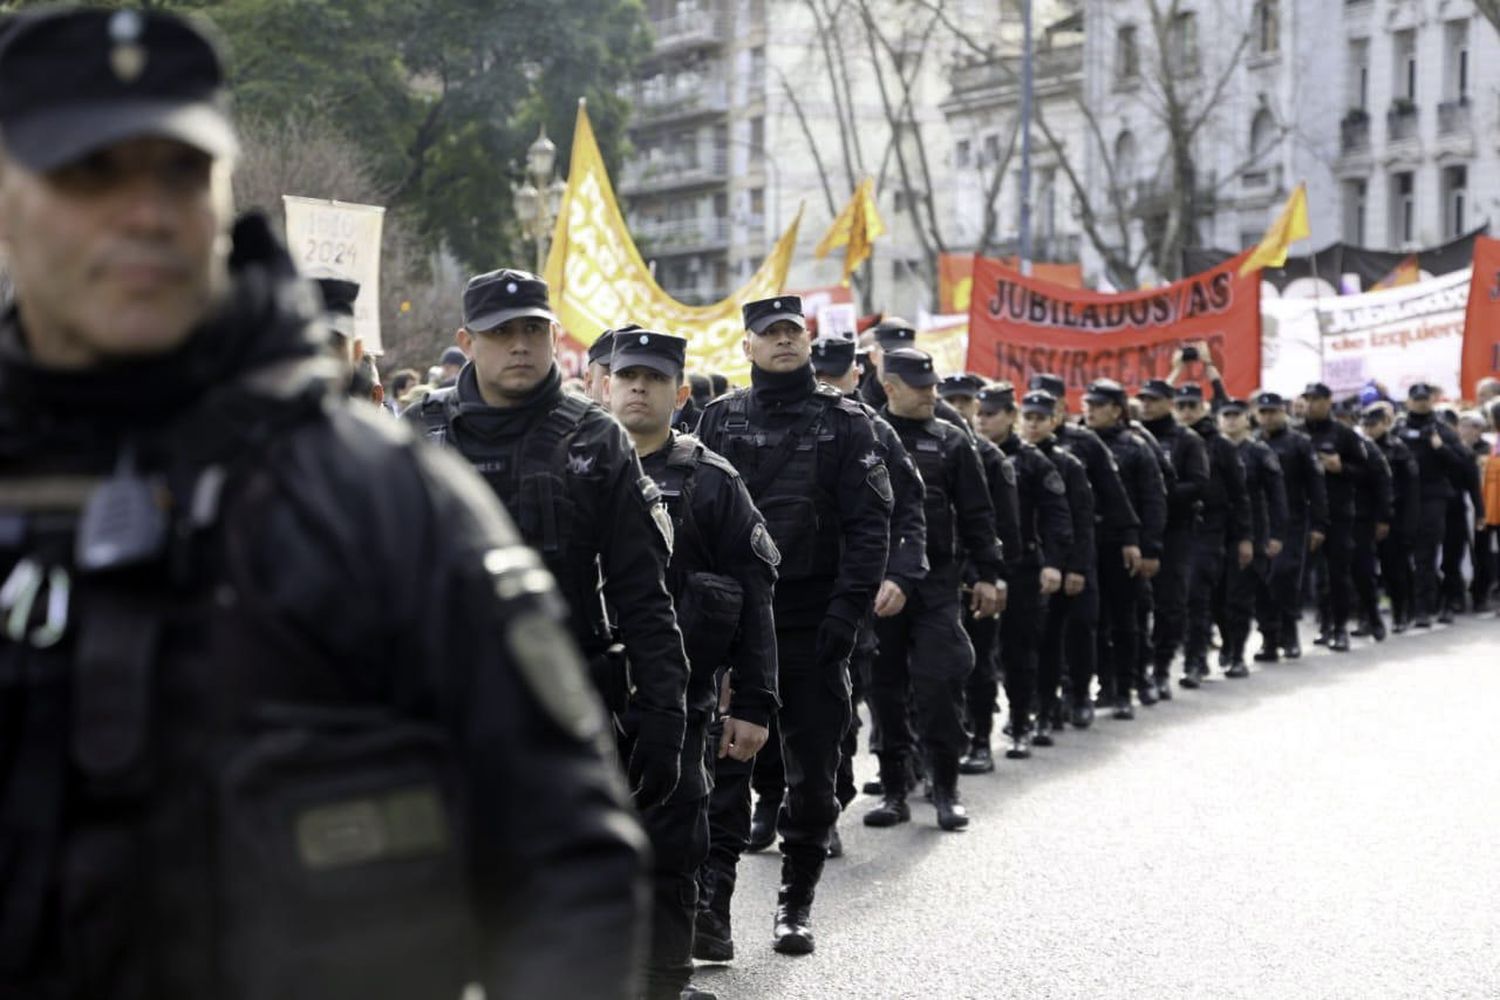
<box><xmin>1114</xmin><ymin>130</ymin><xmax>1137</xmax><ymax>189</ymax></box>
<box><xmin>1390</xmin><ymin>171</ymin><xmax>1415</xmax><ymax>246</ymax></box>
<box><xmin>747</xmin><ymin>116</ymin><xmax>764</xmax><ymax>160</ymax></box>
<box><xmin>1115</xmin><ymin>25</ymin><xmax>1140</xmax><ymax>83</ymax></box>
<box><xmin>893</xmin><ymin>189</ymin><xmax>908</xmax><ymax>213</ymax></box>
<box><xmin>955</xmin><ymin>139</ymin><xmax>971</xmax><ymax>168</ymax></box>
<box><xmin>749</xmin><ymin>188</ymin><xmax>765</xmax><ymax>215</ymax></box>
<box><xmin>1169</xmin><ymin>12</ymin><xmax>1199</xmax><ymax>73</ymax></box>
<box><xmin>1249</xmin><ymin>109</ymin><xmax>1276</xmax><ymax>162</ymax></box>
<box><xmin>1442</xmin><ymin>165</ymin><xmax>1468</xmax><ymax>237</ymax></box>
<box><xmin>1343</xmin><ymin>179</ymin><xmax>1367</xmax><ymax>244</ymax></box>
<box><xmin>981</xmin><ymin>133</ymin><xmax>1000</xmax><ymax>166</ymax></box>
<box><xmin>1037</xmin><ymin>168</ymin><xmax>1057</xmax><ymax>239</ymax></box>
<box><xmin>1394</xmin><ymin>29</ymin><xmax>1417</xmax><ymax>103</ymax></box>
<box><xmin>1348</xmin><ymin>38</ymin><xmax>1370</xmax><ymax>110</ymax></box>
<box><xmin>1255</xmin><ymin>0</ymin><xmax>1279</xmax><ymax>54</ymax></box>
<box><xmin>748</xmin><ymin>45</ymin><xmax>766</xmax><ymax>96</ymax></box>
<box><xmin>1445</xmin><ymin>21</ymin><xmax>1470</xmax><ymax>102</ymax></box>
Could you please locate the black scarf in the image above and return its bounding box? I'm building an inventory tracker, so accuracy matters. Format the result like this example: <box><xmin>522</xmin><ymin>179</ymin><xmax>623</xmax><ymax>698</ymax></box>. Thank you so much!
<box><xmin>451</xmin><ymin>363</ymin><xmax>564</xmax><ymax>441</ymax></box>
<box><xmin>750</xmin><ymin>362</ymin><xmax>816</xmax><ymax>408</ymax></box>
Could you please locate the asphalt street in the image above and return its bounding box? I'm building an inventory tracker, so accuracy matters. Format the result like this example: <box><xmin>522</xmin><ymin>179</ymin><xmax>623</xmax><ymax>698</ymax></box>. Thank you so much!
<box><xmin>697</xmin><ymin>617</ymin><xmax>1500</xmax><ymax>1000</ymax></box>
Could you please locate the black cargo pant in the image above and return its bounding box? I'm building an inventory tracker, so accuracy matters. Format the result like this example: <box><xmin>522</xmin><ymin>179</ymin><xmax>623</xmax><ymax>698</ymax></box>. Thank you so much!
<box><xmin>773</xmin><ymin>626</ymin><xmax>851</xmax><ymax>874</ymax></box>
<box><xmin>750</xmin><ymin>714</ymin><xmax>784</xmax><ymax>814</ymax></box>
<box><xmin>1472</xmin><ymin>526</ymin><xmax>1497</xmax><ymax>609</ymax></box>
<box><xmin>1040</xmin><ymin>576</ymin><xmax>1099</xmax><ymax>714</ymax></box>
<box><xmin>835</xmin><ymin>622</ymin><xmax>875</xmax><ymax>811</ymax></box>
<box><xmin>1096</xmin><ymin>535</ymin><xmax>1141</xmax><ymax>702</ymax></box>
<box><xmin>1221</xmin><ymin>552</ymin><xmax>1265</xmax><ymax>657</ymax></box>
<box><xmin>962</xmin><ymin>586</ymin><xmax>1002</xmax><ymax>743</ymax></box>
<box><xmin>1149</xmin><ymin>524</ymin><xmax>1194</xmax><ymax>675</ymax></box>
<box><xmin>996</xmin><ymin>565</ymin><xmax>1043</xmax><ymax>734</ymax></box>
<box><xmin>1351</xmin><ymin>517</ymin><xmax>1383</xmax><ymax>626</ymax></box>
<box><xmin>1257</xmin><ymin>520</ymin><xmax>1308</xmax><ymax>648</ymax></box>
<box><xmin>870</xmin><ymin>574</ymin><xmax>974</xmax><ymax>776</ymax></box>
<box><xmin>1378</xmin><ymin>531</ymin><xmax>1415</xmax><ymax>625</ymax></box>
<box><xmin>639</xmin><ymin>794</ymin><xmax>711</xmax><ymax>1000</ymax></box>
<box><xmin>1412</xmin><ymin>496</ymin><xmax>1447</xmax><ymax>618</ymax></box>
<box><xmin>1186</xmin><ymin>528</ymin><xmax>1227</xmax><ymax>666</ymax></box>
<box><xmin>1320</xmin><ymin>517</ymin><xmax>1355</xmax><ymax>631</ymax></box>
<box><xmin>1442</xmin><ymin>496</ymin><xmax>1472</xmax><ymax>610</ymax></box>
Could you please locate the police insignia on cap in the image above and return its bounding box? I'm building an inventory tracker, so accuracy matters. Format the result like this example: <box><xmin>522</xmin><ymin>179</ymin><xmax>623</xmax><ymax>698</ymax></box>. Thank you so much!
<box><xmin>639</xmin><ymin>334</ymin><xmax>650</xmax><ymax>345</ymax></box>
<box><xmin>506</xmin><ymin>282</ymin><xmax>518</xmax><ymax>294</ymax></box>
<box><xmin>109</xmin><ymin>10</ymin><xmax>147</xmax><ymax>82</ymax></box>
<box><xmin>773</xmin><ymin>300</ymin><xmax>782</xmax><ymax>309</ymax></box>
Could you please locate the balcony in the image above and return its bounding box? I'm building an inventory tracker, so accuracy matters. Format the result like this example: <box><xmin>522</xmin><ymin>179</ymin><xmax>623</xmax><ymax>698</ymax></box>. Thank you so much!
<box><xmin>661</xmin><ymin>280</ymin><xmax>729</xmax><ymax>307</ymax></box>
<box><xmin>1438</xmin><ymin>97</ymin><xmax>1471</xmax><ymax>135</ymax></box>
<box><xmin>1387</xmin><ymin>102</ymin><xmax>1419</xmax><ymax>143</ymax></box>
<box><xmin>618</xmin><ymin>147</ymin><xmax>730</xmax><ymax>194</ymax></box>
<box><xmin>628</xmin><ymin>79</ymin><xmax>729</xmax><ymax>124</ymax></box>
<box><xmin>648</xmin><ymin>9</ymin><xmax>721</xmax><ymax>54</ymax></box>
<box><xmin>1340</xmin><ymin>111</ymin><xmax>1370</xmax><ymax>154</ymax></box>
<box><xmin>631</xmin><ymin>216</ymin><xmax>731</xmax><ymax>254</ymax></box>
<box><xmin>948</xmin><ymin>44</ymin><xmax>1084</xmax><ymax>97</ymax></box>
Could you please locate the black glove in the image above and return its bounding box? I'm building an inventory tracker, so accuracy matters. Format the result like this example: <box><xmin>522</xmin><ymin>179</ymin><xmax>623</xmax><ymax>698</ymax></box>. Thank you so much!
<box><xmin>628</xmin><ymin>738</ymin><xmax>681</xmax><ymax>810</ymax></box>
<box><xmin>815</xmin><ymin>616</ymin><xmax>858</xmax><ymax>666</ymax></box>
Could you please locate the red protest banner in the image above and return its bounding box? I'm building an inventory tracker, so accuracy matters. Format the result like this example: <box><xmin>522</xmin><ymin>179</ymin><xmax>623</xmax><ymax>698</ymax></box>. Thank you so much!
<box><xmin>965</xmin><ymin>253</ymin><xmax>1261</xmax><ymax>407</ymax></box>
<box><xmin>1461</xmin><ymin>235</ymin><xmax>1500</xmax><ymax>398</ymax></box>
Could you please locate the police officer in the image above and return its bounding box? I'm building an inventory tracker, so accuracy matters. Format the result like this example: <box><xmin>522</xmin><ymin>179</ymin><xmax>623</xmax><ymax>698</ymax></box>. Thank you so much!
<box><xmin>1216</xmin><ymin>400</ymin><xmax>1288</xmax><ymax>675</ymax></box>
<box><xmin>409</xmin><ymin>270</ymin><xmax>691</xmax><ymax>809</ymax></box>
<box><xmin>0</xmin><ymin>10</ymin><xmax>646</xmax><ymax>998</ymax></box>
<box><xmin>968</xmin><ymin>384</ymin><xmax>1071</xmax><ymax>764</ymax></box>
<box><xmin>861</xmin><ymin>318</ymin><xmax>975</xmax><ymax>437</ymax></box>
<box><xmin>1136</xmin><ymin>378</ymin><xmax>1208</xmax><ymax>697</ymax></box>
<box><xmin>582</xmin><ymin>326</ymin><xmax>617</xmax><ymax>403</ymax></box>
<box><xmin>1254</xmin><ymin>392</ymin><xmax>1328</xmax><ymax>660</ymax></box>
<box><xmin>1440</xmin><ymin>406</ymin><xmax>1486</xmax><ymax>615</ymax></box>
<box><xmin>1299</xmin><ymin>382</ymin><xmax>1366</xmax><ymax>649</ymax></box>
<box><xmin>1394</xmin><ymin>383</ymin><xmax>1472</xmax><ymax>626</ymax></box>
<box><xmin>807</xmin><ymin>335</ymin><xmax>928</xmax><ymax>852</ymax></box>
<box><xmin>1344</xmin><ymin>399</ymin><xmax>1394</xmax><ymax>642</ymax></box>
<box><xmin>1363</xmin><ymin>402</ymin><xmax>1420</xmax><ymax>632</ymax></box>
<box><xmin>864</xmin><ymin>349</ymin><xmax>1004</xmax><ymax>830</ymax></box>
<box><xmin>606</xmin><ymin>331</ymin><xmax>779</xmax><ymax>1000</ymax></box>
<box><xmin>1020</xmin><ymin>391</ymin><xmax>1096</xmax><ymax>737</ymax></box>
<box><xmin>1171</xmin><ymin>383</ymin><xmax>1252</xmax><ymax>685</ymax></box>
<box><xmin>1081</xmin><ymin>380</ymin><xmax>1167</xmax><ymax>717</ymax></box>
<box><xmin>1029</xmin><ymin>374</ymin><xmax>1141</xmax><ymax>722</ymax></box>
<box><xmin>696</xmin><ymin>295</ymin><xmax>891</xmax><ymax>955</ymax></box>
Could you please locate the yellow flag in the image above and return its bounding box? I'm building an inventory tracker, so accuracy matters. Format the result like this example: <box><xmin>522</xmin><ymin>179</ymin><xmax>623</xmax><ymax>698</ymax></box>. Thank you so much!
<box><xmin>1239</xmin><ymin>182</ymin><xmax>1310</xmax><ymax>276</ymax></box>
<box><xmin>543</xmin><ymin>102</ymin><xmax>803</xmax><ymax>383</ymax></box>
<box><xmin>815</xmin><ymin>177</ymin><xmax>886</xmax><ymax>285</ymax></box>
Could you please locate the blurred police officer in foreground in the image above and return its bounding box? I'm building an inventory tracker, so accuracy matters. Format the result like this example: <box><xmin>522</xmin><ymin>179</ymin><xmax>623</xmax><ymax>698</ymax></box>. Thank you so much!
<box><xmin>1135</xmin><ymin>378</ymin><xmax>1208</xmax><ymax>696</ymax></box>
<box><xmin>696</xmin><ymin>296</ymin><xmax>891</xmax><ymax>955</ymax></box>
<box><xmin>1020</xmin><ymin>390</ymin><xmax>1097</xmax><ymax>737</ymax></box>
<box><xmin>1253</xmin><ymin>392</ymin><xmax>1327</xmax><ymax>659</ymax></box>
<box><xmin>606</xmin><ymin>330</ymin><xmax>779</xmax><ymax>1000</ymax></box>
<box><xmin>0</xmin><ymin>8</ymin><xmax>646</xmax><ymax>998</ymax></box>
<box><xmin>1081</xmin><ymin>379</ymin><xmax>1166</xmax><ymax>717</ymax></box>
<box><xmin>409</xmin><ymin>269</ymin><xmax>691</xmax><ymax>812</ymax></box>
<box><xmin>1298</xmin><ymin>382</ymin><xmax>1365</xmax><ymax>650</ymax></box>
<box><xmin>969</xmin><ymin>383</ymin><xmax>1069</xmax><ymax>765</ymax></box>
<box><xmin>864</xmin><ymin>350</ymin><xmax>1003</xmax><ymax>831</ymax></box>
<box><xmin>1217</xmin><ymin>400</ymin><xmax>1287</xmax><ymax>675</ymax></box>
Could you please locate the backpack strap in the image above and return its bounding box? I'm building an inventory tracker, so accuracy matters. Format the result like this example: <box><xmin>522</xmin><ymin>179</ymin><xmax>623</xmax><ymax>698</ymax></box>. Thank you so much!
<box><xmin>743</xmin><ymin>395</ymin><xmax>831</xmax><ymax>499</ymax></box>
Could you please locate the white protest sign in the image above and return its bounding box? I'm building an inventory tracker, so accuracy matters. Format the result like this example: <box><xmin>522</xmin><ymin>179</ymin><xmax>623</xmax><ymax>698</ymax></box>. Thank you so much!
<box><xmin>1314</xmin><ymin>268</ymin><xmax>1470</xmax><ymax>397</ymax></box>
<box><xmin>283</xmin><ymin>196</ymin><xmax>386</xmax><ymax>353</ymax></box>
<box><xmin>817</xmin><ymin>302</ymin><xmax>858</xmax><ymax>341</ymax></box>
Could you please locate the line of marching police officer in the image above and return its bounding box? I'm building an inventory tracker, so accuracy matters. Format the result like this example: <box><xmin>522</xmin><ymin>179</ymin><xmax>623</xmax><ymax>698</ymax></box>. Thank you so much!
<box><xmin>410</xmin><ymin>267</ymin><xmax>1490</xmax><ymax>1000</ymax></box>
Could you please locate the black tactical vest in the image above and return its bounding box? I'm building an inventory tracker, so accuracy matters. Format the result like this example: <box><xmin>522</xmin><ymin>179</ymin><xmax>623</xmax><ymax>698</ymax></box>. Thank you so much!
<box><xmin>907</xmin><ymin>425</ymin><xmax>959</xmax><ymax>565</ymax></box>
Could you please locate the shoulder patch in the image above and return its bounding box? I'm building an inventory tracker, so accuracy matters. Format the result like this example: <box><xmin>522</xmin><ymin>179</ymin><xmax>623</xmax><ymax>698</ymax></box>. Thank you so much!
<box><xmin>1000</xmin><ymin>458</ymin><xmax>1018</xmax><ymax>486</ymax></box>
<box><xmin>1044</xmin><ymin>469</ymin><xmax>1066</xmax><ymax>495</ymax></box>
<box><xmin>867</xmin><ymin>464</ymin><xmax>894</xmax><ymax>503</ymax></box>
<box><xmin>750</xmin><ymin>522</ymin><xmax>782</xmax><ymax>567</ymax></box>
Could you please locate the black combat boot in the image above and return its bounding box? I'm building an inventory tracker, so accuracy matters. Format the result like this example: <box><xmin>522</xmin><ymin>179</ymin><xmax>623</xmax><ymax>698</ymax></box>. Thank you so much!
<box><xmin>771</xmin><ymin>849</ymin><xmax>821</xmax><ymax>955</ymax></box>
<box><xmin>1329</xmin><ymin>628</ymin><xmax>1351</xmax><ymax>652</ymax></box>
<box><xmin>864</xmin><ymin>754</ymin><xmax>912</xmax><ymax>827</ymax></box>
<box><xmin>1069</xmin><ymin>698</ymin><xmax>1095</xmax><ymax>728</ymax></box>
<box><xmin>1032</xmin><ymin>714</ymin><xmax>1055</xmax><ymax>747</ymax></box>
<box><xmin>930</xmin><ymin>756</ymin><xmax>970</xmax><ymax>831</ymax></box>
<box><xmin>693</xmin><ymin>865</ymin><xmax>736</xmax><ymax>963</ymax></box>
<box><xmin>746</xmin><ymin>793</ymin><xmax>780</xmax><ymax>853</ymax></box>
<box><xmin>1152</xmin><ymin>664</ymin><xmax>1174</xmax><ymax>701</ymax></box>
<box><xmin>1005</xmin><ymin>717</ymin><xmax>1032</xmax><ymax>759</ymax></box>
<box><xmin>1180</xmin><ymin>657</ymin><xmax>1207</xmax><ymax>689</ymax></box>
<box><xmin>1136</xmin><ymin>667</ymin><xmax>1160</xmax><ymax>706</ymax></box>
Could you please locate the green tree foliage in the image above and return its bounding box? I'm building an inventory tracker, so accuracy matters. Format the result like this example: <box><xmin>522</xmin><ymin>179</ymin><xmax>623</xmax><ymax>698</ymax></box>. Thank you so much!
<box><xmin>3</xmin><ymin>0</ymin><xmax>650</xmax><ymax>269</ymax></box>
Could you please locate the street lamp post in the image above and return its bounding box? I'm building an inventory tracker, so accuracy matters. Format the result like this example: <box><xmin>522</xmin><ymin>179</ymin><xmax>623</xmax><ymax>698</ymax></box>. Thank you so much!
<box><xmin>515</xmin><ymin>125</ymin><xmax>569</xmax><ymax>275</ymax></box>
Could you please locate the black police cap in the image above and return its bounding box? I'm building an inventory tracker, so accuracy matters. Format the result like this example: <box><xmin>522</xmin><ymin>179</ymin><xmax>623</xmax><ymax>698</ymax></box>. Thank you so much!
<box><xmin>811</xmin><ymin>336</ymin><xmax>856</xmax><ymax>375</ymax></box>
<box><xmin>743</xmin><ymin>295</ymin><xmax>805</xmax><ymax>335</ymax></box>
<box><xmin>1408</xmin><ymin>382</ymin><xmax>1437</xmax><ymax>400</ymax></box>
<box><xmin>1029</xmin><ymin>373</ymin><xmax>1066</xmax><ymax>399</ymax></box>
<box><xmin>976</xmin><ymin>385</ymin><xmax>1016</xmax><ymax>413</ymax></box>
<box><xmin>1084</xmin><ymin>378</ymin><xmax>1128</xmax><ymax>408</ymax></box>
<box><xmin>463</xmin><ymin>268</ymin><xmax>555</xmax><ymax>332</ymax></box>
<box><xmin>1020</xmin><ymin>390</ymin><xmax>1057</xmax><ymax>415</ymax></box>
<box><xmin>883</xmin><ymin>348</ymin><xmax>938</xmax><ymax>387</ymax></box>
<box><xmin>1218</xmin><ymin>398</ymin><xmax>1249</xmax><ymax>415</ymax></box>
<box><xmin>1255</xmin><ymin>391</ymin><xmax>1286</xmax><ymax>410</ymax></box>
<box><xmin>1174</xmin><ymin>383</ymin><xmax>1205</xmax><ymax>402</ymax></box>
<box><xmin>937</xmin><ymin>373</ymin><xmax>985</xmax><ymax>399</ymax></box>
<box><xmin>872</xmin><ymin>317</ymin><xmax>917</xmax><ymax>350</ymax></box>
<box><xmin>1136</xmin><ymin>378</ymin><xmax>1174</xmax><ymax>400</ymax></box>
<box><xmin>611</xmin><ymin>329</ymin><xmax>688</xmax><ymax>378</ymax></box>
<box><xmin>0</xmin><ymin>8</ymin><xmax>237</xmax><ymax>173</ymax></box>
<box><xmin>1360</xmin><ymin>402</ymin><xmax>1390</xmax><ymax>423</ymax></box>
<box><xmin>439</xmin><ymin>346</ymin><xmax>467</xmax><ymax>367</ymax></box>
<box><xmin>589</xmin><ymin>327</ymin><xmax>632</xmax><ymax>367</ymax></box>
<box><xmin>1301</xmin><ymin>381</ymin><xmax>1333</xmax><ymax>399</ymax></box>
